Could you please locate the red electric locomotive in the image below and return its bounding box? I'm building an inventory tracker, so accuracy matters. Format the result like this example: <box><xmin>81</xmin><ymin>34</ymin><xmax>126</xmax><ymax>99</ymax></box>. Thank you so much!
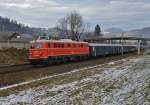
<box><xmin>29</xmin><ymin>36</ymin><xmax>90</xmax><ymax>65</ymax></box>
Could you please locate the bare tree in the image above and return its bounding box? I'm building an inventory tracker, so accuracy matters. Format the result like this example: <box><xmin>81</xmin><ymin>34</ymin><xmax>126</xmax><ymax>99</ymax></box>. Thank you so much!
<box><xmin>58</xmin><ymin>17</ymin><xmax>68</xmax><ymax>31</ymax></box>
<box><xmin>57</xmin><ymin>17</ymin><xmax>68</xmax><ymax>38</ymax></box>
<box><xmin>78</xmin><ymin>22</ymin><xmax>91</xmax><ymax>39</ymax></box>
<box><xmin>58</xmin><ymin>11</ymin><xmax>88</xmax><ymax>40</ymax></box>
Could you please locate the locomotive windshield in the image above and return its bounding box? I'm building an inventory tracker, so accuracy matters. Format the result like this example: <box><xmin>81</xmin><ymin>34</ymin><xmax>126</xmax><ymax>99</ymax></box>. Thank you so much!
<box><xmin>30</xmin><ymin>43</ymin><xmax>42</xmax><ymax>49</ymax></box>
<box><xmin>37</xmin><ymin>43</ymin><xmax>42</xmax><ymax>48</ymax></box>
<box><xmin>30</xmin><ymin>44</ymin><xmax>35</xmax><ymax>49</ymax></box>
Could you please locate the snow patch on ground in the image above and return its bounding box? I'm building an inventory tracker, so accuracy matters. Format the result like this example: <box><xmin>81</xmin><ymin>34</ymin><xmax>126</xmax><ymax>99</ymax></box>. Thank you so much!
<box><xmin>107</xmin><ymin>62</ymin><xmax>115</xmax><ymax>65</ymax></box>
<box><xmin>0</xmin><ymin>55</ymin><xmax>150</xmax><ymax>105</ymax></box>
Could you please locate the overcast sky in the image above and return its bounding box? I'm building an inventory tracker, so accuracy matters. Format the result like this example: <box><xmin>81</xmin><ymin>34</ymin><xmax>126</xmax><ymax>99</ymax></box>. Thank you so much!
<box><xmin>0</xmin><ymin>0</ymin><xmax>150</xmax><ymax>30</ymax></box>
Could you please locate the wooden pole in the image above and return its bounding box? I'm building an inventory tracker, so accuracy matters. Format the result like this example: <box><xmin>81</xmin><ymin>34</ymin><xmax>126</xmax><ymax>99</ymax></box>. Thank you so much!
<box><xmin>121</xmin><ymin>32</ymin><xmax>124</xmax><ymax>56</ymax></box>
<box><xmin>7</xmin><ymin>39</ymin><xmax>10</xmax><ymax>48</ymax></box>
<box><xmin>137</xmin><ymin>40</ymin><xmax>141</xmax><ymax>55</ymax></box>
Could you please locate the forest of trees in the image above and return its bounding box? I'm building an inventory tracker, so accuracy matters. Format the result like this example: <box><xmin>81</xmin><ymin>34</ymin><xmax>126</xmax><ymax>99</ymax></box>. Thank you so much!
<box><xmin>0</xmin><ymin>16</ymin><xmax>44</xmax><ymax>35</ymax></box>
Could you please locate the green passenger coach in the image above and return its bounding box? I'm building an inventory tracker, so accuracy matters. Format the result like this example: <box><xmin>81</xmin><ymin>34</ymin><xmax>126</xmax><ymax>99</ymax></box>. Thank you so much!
<box><xmin>89</xmin><ymin>43</ymin><xmax>137</xmax><ymax>57</ymax></box>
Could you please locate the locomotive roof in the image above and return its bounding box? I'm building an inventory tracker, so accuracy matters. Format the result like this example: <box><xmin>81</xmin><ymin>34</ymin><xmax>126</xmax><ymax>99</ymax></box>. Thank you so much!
<box><xmin>30</xmin><ymin>39</ymin><xmax>88</xmax><ymax>44</ymax></box>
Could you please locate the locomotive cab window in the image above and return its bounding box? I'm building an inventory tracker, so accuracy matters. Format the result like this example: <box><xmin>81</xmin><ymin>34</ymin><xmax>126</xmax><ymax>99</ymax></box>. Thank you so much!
<box><xmin>30</xmin><ymin>44</ymin><xmax>35</xmax><ymax>49</ymax></box>
<box><xmin>37</xmin><ymin>43</ymin><xmax>42</xmax><ymax>48</ymax></box>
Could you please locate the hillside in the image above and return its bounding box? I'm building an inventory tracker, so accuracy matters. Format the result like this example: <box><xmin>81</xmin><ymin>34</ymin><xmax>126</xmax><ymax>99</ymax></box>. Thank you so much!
<box><xmin>130</xmin><ymin>27</ymin><xmax>150</xmax><ymax>38</ymax></box>
<box><xmin>104</xmin><ymin>27</ymin><xmax>150</xmax><ymax>38</ymax></box>
<box><xmin>0</xmin><ymin>16</ymin><xmax>45</xmax><ymax>35</ymax></box>
<box><xmin>0</xmin><ymin>16</ymin><xmax>69</xmax><ymax>39</ymax></box>
<box><xmin>105</xmin><ymin>27</ymin><xmax>124</xmax><ymax>33</ymax></box>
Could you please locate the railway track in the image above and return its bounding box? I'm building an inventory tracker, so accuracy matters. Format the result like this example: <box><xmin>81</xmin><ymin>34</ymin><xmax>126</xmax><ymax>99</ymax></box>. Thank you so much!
<box><xmin>0</xmin><ymin>55</ymin><xmax>121</xmax><ymax>75</ymax></box>
<box><xmin>0</xmin><ymin>52</ymin><xmax>143</xmax><ymax>89</ymax></box>
<box><xmin>0</xmin><ymin>64</ymin><xmax>33</xmax><ymax>74</ymax></box>
<box><xmin>0</xmin><ymin>52</ymin><xmax>139</xmax><ymax>75</ymax></box>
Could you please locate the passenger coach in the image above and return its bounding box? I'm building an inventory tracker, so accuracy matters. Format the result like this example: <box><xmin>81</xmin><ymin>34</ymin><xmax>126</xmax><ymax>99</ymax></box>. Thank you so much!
<box><xmin>89</xmin><ymin>43</ymin><xmax>137</xmax><ymax>57</ymax></box>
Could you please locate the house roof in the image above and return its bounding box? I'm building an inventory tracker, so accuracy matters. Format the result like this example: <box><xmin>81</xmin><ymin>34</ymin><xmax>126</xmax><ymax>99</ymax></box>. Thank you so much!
<box><xmin>0</xmin><ymin>32</ymin><xmax>34</xmax><ymax>42</ymax></box>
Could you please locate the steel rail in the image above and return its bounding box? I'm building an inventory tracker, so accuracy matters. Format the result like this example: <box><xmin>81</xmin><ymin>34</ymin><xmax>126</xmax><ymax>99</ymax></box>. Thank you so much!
<box><xmin>0</xmin><ymin>64</ymin><xmax>33</xmax><ymax>74</ymax></box>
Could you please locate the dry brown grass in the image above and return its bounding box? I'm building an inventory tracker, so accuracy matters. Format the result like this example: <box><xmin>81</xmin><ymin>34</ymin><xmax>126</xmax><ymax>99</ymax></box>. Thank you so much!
<box><xmin>0</xmin><ymin>47</ymin><xmax>28</xmax><ymax>65</ymax></box>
